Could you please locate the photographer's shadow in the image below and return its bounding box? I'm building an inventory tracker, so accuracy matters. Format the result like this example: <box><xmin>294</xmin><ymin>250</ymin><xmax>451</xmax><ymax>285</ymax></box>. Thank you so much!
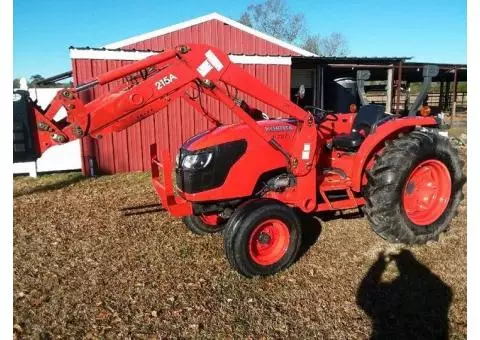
<box><xmin>356</xmin><ymin>249</ymin><xmax>452</xmax><ymax>340</ymax></box>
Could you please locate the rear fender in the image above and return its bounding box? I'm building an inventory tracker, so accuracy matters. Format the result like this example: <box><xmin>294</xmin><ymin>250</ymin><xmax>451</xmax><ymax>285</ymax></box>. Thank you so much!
<box><xmin>351</xmin><ymin>116</ymin><xmax>438</xmax><ymax>192</ymax></box>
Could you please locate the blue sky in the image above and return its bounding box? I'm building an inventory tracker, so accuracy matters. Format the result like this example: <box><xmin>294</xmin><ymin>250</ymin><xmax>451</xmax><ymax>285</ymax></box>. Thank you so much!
<box><xmin>13</xmin><ymin>0</ymin><xmax>466</xmax><ymax>78</ymax></box>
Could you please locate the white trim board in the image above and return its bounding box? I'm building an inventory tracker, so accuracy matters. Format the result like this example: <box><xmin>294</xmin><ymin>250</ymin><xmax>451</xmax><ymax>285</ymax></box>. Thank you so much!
<box><xmin>69</xmin><ymin>48</ymin><xmax>292</xmax><ymax>65</ymax></box>
<box><xmin>228</xmin><ymin>55</ymin><xmax>291</xmax><ymax>65</ymax></box>
<box><xmin>103</xmin><ymin>12</ymin><xmax>316</xmax><ymax>57</ymax></box>
<box><xmin>70</xmin><ymin>49</ymin><xmax>158</xmax><ymax>61</ymax></box>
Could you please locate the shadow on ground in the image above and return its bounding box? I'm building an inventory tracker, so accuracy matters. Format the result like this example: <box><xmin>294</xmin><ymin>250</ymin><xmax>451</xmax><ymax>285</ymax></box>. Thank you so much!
<box><xmin>120</xmin><ymin>202</ymin><xmax>165</xmax><ymax>216</ymax></box>
<box><xmin>295</xmin><ymin>212</ymin><xmax>323</xmax><ymax>262</ymax></box>
<box><xmin>13</xmin><ymin>173</ymin><xmax>85</xmax><ymax>198</ymax></box>
<box><xmin>294</xmin><ymin>209</ymin><xmax>364</xmax><ymax>262</ymax></box>
<box><xmin>356</xmin><ymin>249</ymin><xmax>452</xmax><ymax>339</ymax></box>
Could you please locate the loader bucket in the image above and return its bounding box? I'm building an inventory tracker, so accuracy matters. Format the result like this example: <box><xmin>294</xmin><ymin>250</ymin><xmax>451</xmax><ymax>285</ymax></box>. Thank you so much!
<box><xmin>13</xmin><ymin>90</ymin><xmax>39</xmax><ymax>163</ymax></box>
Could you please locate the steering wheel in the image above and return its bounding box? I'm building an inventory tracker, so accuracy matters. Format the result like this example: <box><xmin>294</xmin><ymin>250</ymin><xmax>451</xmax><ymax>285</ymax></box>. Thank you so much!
<box><xmin>304</xmin><ymin>105</ymin><xmax>337</xmax><ymax>123</ymax></box>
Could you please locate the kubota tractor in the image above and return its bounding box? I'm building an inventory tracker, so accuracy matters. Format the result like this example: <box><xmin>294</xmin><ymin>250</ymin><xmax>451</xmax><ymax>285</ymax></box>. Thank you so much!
<box><xmin>13</xmin><ymin>44</ymin><xmax>465</xmax><ymax>277</ymax></box>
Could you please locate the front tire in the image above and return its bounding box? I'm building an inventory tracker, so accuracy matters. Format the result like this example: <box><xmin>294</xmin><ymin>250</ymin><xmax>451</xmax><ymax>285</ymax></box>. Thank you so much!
<box><xmin>182</xmin><ymin>213</ymin><xmax>226</xmax><ymax>235</ymax></box>
<box><xmin>364</xmin><ymin>130</ymin><xmax>466</xmax><ymax>244</ymax></box>
<box><xmin>223</xmin><ymin>199</ymin><xmax>302</xmax><ymax>277</ymax></box>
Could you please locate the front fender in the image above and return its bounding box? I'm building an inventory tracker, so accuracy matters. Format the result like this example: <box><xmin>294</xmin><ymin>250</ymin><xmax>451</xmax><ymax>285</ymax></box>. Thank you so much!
<box><xmin>351</xmin><ymin>116</ymin><xmax>438</xmax><ymax>192</ymax></box>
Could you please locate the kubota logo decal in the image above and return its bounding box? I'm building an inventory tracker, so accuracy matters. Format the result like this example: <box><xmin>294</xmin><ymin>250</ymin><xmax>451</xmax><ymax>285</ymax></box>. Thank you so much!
<box><xmin>155</xmin><ymin>74</ymin><xmax>177</xmax><ymax>90</ymax></box>
<box><xmin>265</xmin><ymin>125</ymin><xmax>294</xmax><ymax>132</ymax></box>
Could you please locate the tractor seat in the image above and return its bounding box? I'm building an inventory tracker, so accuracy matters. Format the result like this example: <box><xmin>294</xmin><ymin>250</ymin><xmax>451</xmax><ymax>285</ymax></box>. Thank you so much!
<box><xmin>332</xmin><ymin>104</ymin><xmax>387</xmax><ymax>151</ymax></box>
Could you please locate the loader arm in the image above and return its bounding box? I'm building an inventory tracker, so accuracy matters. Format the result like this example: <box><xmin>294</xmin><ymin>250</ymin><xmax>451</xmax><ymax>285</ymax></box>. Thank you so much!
<box><xmin>27</xmin><ymin>44</ymin><xmax>317</xmax><ymax>177</ymax></box>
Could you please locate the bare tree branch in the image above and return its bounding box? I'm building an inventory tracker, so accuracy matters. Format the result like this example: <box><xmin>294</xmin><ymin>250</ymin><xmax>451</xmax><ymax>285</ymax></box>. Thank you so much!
<box><xmin>320</xmin><ymin>32</ymin><xmax>350</xmax><ymax>57</ymax></box>
<box><xmin>238</xmin><ymin>0</ymin><xmax>306</xmax><ymax>43</ymax></box>
<box><xmin>301</xmin><ymin>34</ymin><xmax>322</xmax><ymax>55</ymax></box>
<box><xmin>239</xmin><ymin>0</ymin><xmax>350</xmax><ymax>56</ymax></box>
<box><xmin>301</xmin><ymin>32</ymin><xmax>350</xmax><ymax>56</ymax></box>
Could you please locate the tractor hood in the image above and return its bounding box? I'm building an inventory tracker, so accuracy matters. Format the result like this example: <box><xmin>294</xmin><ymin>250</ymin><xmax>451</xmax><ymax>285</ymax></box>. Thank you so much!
<box><xmin>182</xmin><ymin>118</ymin><xmax>298</xmax><ymax>152</ymax></box>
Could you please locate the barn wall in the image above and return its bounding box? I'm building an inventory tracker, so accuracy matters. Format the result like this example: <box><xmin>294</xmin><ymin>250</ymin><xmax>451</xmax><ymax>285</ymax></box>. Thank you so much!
<box><xmin>121</xmin><ymin>19</ymin><xmax>300</xmax><ymax>56</ymax></box>
<box><xmin>72</xmin><ymin>58</ymin><xmax>291</xmax><ymax>174</ymax></box>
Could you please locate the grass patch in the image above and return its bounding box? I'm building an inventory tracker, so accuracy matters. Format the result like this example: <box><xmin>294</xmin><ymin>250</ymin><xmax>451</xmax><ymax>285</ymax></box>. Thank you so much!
<box><xmin>13</xmin><ymin>155</ymin><xmax>466</xmax><ymax>338</ymax></box>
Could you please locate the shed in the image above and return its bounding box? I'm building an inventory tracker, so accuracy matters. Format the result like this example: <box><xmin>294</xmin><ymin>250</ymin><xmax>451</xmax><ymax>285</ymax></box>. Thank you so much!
<box><xmin>70</xmin><ymin>12</ymin><xmax>315</xmax><ymax>175</ymax></box>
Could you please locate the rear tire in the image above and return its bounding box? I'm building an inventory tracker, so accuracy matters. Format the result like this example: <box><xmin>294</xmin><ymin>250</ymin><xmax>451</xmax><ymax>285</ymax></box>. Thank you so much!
<box><xmin>182</xmin><ymin>213</ymin><xmax>226</xmax><ymax>235</ymax></box>
<box><xmin>223</xmin><ymin>199</ymin><xmax>302</xmax><ymax>277</ymax></box>
<box><xmin>364</xmin><ymin>130</ymin><xmax>465</xmax><ymax>244</ymax></box>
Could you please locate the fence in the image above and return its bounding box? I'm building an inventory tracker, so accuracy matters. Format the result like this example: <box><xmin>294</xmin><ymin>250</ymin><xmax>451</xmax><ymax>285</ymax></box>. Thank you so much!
<box><xmin>367</xmin><ymin>92</ymin><xmax>467</xmax><ymax>113</ymax></box>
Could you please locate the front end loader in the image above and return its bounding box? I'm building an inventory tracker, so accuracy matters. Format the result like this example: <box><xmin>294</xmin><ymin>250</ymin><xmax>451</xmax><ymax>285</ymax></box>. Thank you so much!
<box><xmin>13</xmin><ymin>44</ymin><xmax>466</xmax><ymax>277</ymax></box>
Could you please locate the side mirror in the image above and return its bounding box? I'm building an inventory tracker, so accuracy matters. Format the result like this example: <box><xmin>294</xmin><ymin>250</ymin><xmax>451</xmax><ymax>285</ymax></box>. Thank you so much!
<box><xmin>297</xmin><ymin>85</ymin><xmax>305</xmax><ymax>99</ymax></box>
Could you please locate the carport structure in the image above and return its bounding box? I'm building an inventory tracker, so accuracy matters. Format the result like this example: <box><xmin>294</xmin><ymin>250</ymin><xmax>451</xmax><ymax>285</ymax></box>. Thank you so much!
<box><xmin>291</xmin><ymin>56</ymin><xmax>467</xmax><ymax>118</ymax></box>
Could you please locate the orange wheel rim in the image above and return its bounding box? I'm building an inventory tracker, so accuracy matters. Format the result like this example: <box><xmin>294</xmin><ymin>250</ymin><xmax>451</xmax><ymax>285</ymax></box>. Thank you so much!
<box><xmin>248</xmin><ymin>219</ymin><xmax>290</xmax><ymax>266</ymax></box>
<box><xmin>402</xmin><ymin>159</ymin><xmax>451</xmax><ymax>226</ymax></box>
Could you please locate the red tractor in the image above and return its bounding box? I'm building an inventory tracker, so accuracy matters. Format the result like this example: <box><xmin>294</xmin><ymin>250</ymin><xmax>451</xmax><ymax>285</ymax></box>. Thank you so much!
<box><xmin>14</xmin><ymin>44</ymin><xmax>465</xmax><ymax>277</ymax></box>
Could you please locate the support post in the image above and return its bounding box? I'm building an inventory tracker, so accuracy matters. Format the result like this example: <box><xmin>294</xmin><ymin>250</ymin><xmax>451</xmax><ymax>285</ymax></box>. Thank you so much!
<box><xmin>29</xmin><ymin>161</ymin><xmax>38</xmax><ymax>178</ymax></box>
<box><xmin>439</xmin><ymin>80</ymin><xmax>444</xmax><ymax>110</ymax></box>
<box><xmin>395</xmin><ymin>61</ymin><xmax>403</xmax><ymax>114</ymax></box>
<box><xmin>386</xmin><ymin>67</ymin><xmax>394</xmax><ymax>113</ymax></box>
<box><xmin>445</xmin><ymin>80</ymin><xmax>451</xmax><ymax>111</ymax></box>
<box><xmin>315</xmin><ymin>65</ymin><xmax>324</xmax><ymax>109</ymax></box>
<box><xmin>452</xmin><ymin>68</ymin><xmax>458</xmax><ymax>123</ymax></box>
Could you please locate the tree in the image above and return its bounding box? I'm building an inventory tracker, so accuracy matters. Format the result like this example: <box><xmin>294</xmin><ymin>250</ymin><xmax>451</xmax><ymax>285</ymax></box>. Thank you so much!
<box><xmin>29</xmin><ymin>74</ymin><xmax>44</xmax><ymax>86</ymax></box>
<box><xmin>239</xmin><ymin>0</ymin><xmax>350</xmax><ymax>57</ymax></box>
<box><xmin>28</xmin><ymin>74</ymin><xmax>45</xmax><ymax>87</ymax></box>
<box><xmin>13</xmin><ymin>78</ymin><xmax>21</xmax><ymax>88</ymax></box>
<box><xmin>13</xmin><ymin>74</ymin><xmax>72</xmax><ymax>89</ymax></box>
<box><xmin>301</xmin><ymin>34</ymin><xmax>322</xmax><ymax>55</ymax></box>
<box><xmin>301</xmin><ymin>32</ymin><xmax>349</xmax><ymax>57</ymax></box>
<box><xmin>239</xmin><ymin>0</ymin><xmax>306</xmax><ymax>43</ymax></box>
<box><xmin>319</xmin><ymin>32</ymin><xmax>350</xmax><ymax>57</ymax></box>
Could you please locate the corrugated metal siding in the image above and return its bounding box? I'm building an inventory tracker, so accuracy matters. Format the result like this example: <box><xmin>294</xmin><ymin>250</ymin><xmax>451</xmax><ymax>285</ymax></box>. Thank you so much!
<box><xmin>122</xmin><ymin>20</ymin><xmax>300</xmax><ymax>56</ymax></box>
<box><xmin>73</xmin><ymin>19</ymin><xmax>293</xmax><ymax>174</ymax></box>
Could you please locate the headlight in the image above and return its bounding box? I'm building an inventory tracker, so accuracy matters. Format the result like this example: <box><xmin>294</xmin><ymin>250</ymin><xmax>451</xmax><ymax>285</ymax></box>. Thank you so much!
<box><xmin>181</xmin><ymin>152</ymin><xmax>213</xmax><ymax>170</ymax></box>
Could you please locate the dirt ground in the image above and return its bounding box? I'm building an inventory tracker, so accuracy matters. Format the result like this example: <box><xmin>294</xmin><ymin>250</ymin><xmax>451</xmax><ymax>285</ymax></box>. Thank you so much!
<box><xmin>13</xmin><ymin>149</ymin><xmax>467</xmax><ymax>339</ymax></box>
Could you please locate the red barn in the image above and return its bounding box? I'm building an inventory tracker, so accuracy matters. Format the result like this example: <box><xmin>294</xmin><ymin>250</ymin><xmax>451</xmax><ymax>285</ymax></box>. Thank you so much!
<box><xmin>69</xmin><ymin>12</ymin><xmax>316</xmax><ymax>175</ymax></box>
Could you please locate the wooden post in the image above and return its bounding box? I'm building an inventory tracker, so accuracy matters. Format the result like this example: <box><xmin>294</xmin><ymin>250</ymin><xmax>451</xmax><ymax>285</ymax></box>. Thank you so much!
<box><xmin>386</xmin><ymin>67</ymin><xmax>394</xmax><ymax>113</ymax></box>
<box><xmin>439</xmin><ymin>80</ymin><xmax>444</xmax><ymax>111</ymax></box>
<box><xmin>395</xmin><ymin>61</ymin><xmax>403</xmax><ymax>114</ymax></box>
<box><xmin>452</xmin><ymin>68</ymin><xmax>458</xmax><ymax>123</ymax></box>
<box><xmin>445</xmin><ymin>79</ymin><xmax>451</xmax><ymax>111</ymax></box>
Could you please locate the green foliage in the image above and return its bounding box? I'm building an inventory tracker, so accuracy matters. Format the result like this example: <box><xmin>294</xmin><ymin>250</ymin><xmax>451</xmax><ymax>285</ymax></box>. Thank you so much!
<box><xmin>457</xmin><ymin>82</ymin><xmax>467</xmax><ymax>92</ymax></box>
<box><xmin>29</xmin><ymin>74</ymin><xmax>44</xmax><ymax>84</ymax></box>
<box><xmin>409</xmin><ymin>81</ymin><xmax>467</xmax><ymax>94</ymax></box>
